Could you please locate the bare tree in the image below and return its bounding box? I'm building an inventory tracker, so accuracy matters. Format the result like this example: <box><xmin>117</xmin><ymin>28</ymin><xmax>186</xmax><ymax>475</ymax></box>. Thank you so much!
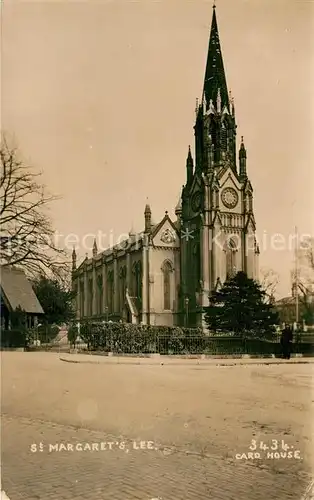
<box><xmin>260</xmin><ymin>267</ymin><xmax>279</xmax><ymax>302</ymax></box>
<box><xmin>295</xmin><ymin>236</ymin><xmax>314</xmax><ymax>290</ymax></box>
<box><xmin>290</xmin><ymin>237</ymin><xmax>314</xmax><ymax>324</ymax></box>
<box><xmin>0</xmin><ymin>136</ymin><xmax>70</xmax><ymax>279</ymax></box>
<box><xmin>301</xmin><ymin>236</ymin><xmax>314</xmax><ymax>272</ymax></box>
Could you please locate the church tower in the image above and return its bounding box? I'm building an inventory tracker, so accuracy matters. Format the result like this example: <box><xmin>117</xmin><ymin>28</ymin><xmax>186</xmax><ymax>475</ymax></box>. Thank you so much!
<box><xmin>179</xmin><ymin>5</ymin><xmax>259</xmax><ymax>327</ymax></box>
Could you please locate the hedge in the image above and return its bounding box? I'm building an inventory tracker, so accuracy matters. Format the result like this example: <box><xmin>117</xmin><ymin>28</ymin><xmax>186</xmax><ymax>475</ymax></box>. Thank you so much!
<box><xmin>78</xmin><ymin>321</ymin><xmax>204</xmax><ymax>354</ymax></box>
<box><xmin>1</xmin><ymin>329</ymin><xmax>27</xmax><ymax>348</ymax></box>
<box><xmin>75</xmin><ymin>321</ymin><xmax>314</xmax><ymax>356</ymax></box>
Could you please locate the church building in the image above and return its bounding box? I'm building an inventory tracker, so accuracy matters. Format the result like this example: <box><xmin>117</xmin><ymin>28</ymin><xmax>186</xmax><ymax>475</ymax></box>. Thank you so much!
<box><xmin>72</xmin><ymin>6</ymin><xmax>260</xmax><ymax>328</ymax></box>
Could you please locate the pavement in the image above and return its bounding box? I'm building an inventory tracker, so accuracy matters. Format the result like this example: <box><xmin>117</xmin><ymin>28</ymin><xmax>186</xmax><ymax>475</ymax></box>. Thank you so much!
<box><xmin>1</xmin><ymin>351</ymin><xmax>313</xmax><ymax>500</ymax></box>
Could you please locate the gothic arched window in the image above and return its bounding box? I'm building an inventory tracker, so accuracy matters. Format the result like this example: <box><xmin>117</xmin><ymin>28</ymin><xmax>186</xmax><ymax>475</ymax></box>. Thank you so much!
<box><xmin>162</xmin><ymin>260</ymin><xmax>173</xmax><ymax>310</ymax></box>
<box><xmin>132</xmin><ymin>261</ymin><xmax>142</xmax><ymax>300</ymax></box>
<box><xmin>225</xmin><ymin>238</ymin><xmax>237</xmax><ymax>279</ymax></box>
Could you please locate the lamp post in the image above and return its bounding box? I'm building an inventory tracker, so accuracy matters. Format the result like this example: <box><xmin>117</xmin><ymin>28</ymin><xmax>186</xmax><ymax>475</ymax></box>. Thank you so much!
<box><xmin>184</xmin><ymin>297</ymin><xmax>189</xmax><ymax>327</ymax></box>
<box><xmin>294</xmin><ymin>226</ymin><xmax>299</xmax><ymax>330</ymax></box>
<box><xmin>104</xmin><ymin>306</ymin><xmax>109</xmax><ymax>322</ymax></box>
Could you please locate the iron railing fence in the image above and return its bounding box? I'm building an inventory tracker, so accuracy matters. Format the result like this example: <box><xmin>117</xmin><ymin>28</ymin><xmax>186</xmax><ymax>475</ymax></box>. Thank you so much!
<box><xmin>76</xmin><ymin>333</ymin><xmax>314</xmax><ymax>356</ymax></box>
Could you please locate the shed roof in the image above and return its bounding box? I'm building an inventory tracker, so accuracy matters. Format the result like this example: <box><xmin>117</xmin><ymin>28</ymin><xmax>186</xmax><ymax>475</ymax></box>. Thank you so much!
<box><xmin>0</xmin><ymin>266</ymin><xmax>44</xmax><ymax>314</ymax></box>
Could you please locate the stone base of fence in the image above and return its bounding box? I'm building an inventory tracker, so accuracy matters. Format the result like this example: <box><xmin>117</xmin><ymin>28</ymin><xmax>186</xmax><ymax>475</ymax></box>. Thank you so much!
<box><xmin>0</xmin><ymin>347</ymin><xmax>25</xmax><ymax>352</ymax></box>
<box><xmin>72</xmin><ymin>350</ymin><xmax>313</xmax><ymax>360</ymax></box>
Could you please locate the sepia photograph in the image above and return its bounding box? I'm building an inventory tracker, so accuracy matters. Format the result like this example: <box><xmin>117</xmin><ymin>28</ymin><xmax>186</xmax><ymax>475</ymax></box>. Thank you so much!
<box><xmin>1</xmin><ymin>0</ymin><xmax>313</xmax><ymax>499</ymax></box>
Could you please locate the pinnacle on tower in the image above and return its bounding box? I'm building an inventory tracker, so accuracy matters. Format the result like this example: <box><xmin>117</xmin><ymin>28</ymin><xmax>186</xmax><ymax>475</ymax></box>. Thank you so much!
<box><xmin>144</xmin><ymin>200</ymin><xmax>152</xmax><ymax>232</ymax></box>
<box><xmin>239</xmin><ymin>136</ymin><xmax>247</xmax><ymax>178</ymax></box>
<box><xmin>203</xmin><ymin>6</ymin><xmax>229</xmax><ymax>111</ymax></box>
<box><xmin>92</xmin><ymin>238</ymin><xmax>98</xmax><ymax>258</ymax></box>
<box><xmin>129</xmin><ymin>222</ymin><xmax>135</xmax><ymax>237</ymax></box>
<box><xmin>144</xmin><ymin>200</ymin><xmax>151</xmax><ymax>214</ymax></box>
<box><xmin>187</xmin><ymin>145</ymin><xmax>193</xmax><ymax>163</ymax></box>
<box><xmin>186</xmin><ymin>145</ymin><xmax>194</xmax><ymax>184</ymax></box>
<box><xmin>72</xmin><ymin>247</ymin><xmax>77</xmax><ymax>271</ymax></box>
<box><xmin>239</xmin><ymin>136</ymin><xmax>246</xmax><ymax>157</ymax></box>
<box><xmin>175</xmin><ymin>195</ymin><xmax>182</xmax><ymax>217</ymax></box>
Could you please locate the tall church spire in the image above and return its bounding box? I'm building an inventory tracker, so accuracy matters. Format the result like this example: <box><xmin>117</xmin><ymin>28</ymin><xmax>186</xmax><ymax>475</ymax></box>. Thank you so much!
<box><xmin>203</xmin><ymin>6</ymin><xmax>229</xmax><ymax>112</ymax></box>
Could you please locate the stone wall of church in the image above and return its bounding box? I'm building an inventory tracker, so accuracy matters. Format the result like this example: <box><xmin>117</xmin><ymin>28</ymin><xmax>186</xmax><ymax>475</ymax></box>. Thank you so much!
<box><xmin>148</xmin><ymin>247</ymin><xmax>178</xmax><ymax>326</ymax></box>
<box><xmin>73</xmin><ymin>246</ymin><xmax>144</xmax><ymax>322</ymax></box>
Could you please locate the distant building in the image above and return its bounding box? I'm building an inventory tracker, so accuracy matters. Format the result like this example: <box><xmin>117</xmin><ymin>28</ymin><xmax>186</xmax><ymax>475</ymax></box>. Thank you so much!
<box><xmin>71</xmin><ymin>6</ymin><xmax>259</xmax><ymax>327</ymax></box>
<box><xmin>0</xmin><ymin>266</ymin><xmax>44</xmax><ymax>329</ymax></box>
<box><xmin>275</xmin><ymin>296</ymin><xmax>297</xmax><ymax>325</ymax></box>
<box><xmin>276</xmin><ymin>285</ymin><xmax>314</xmax><ymax>326</ymax></box>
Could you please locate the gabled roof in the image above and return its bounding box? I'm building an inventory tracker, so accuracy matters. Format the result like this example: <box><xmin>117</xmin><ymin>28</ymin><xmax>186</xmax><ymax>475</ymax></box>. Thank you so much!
<box><xmin>151</xmin><ymin>212</ymin><xmax>179</xmax><ymax>239</ymax></box>
<box><xmin>217</xmin><ymin>164</ymin><xmax>241</xmax><ymax>184</ymax></box>
<box><xmin>0</xmin><ymin>266</ymin><xmax>44</xmax><ymax>314</ymax></box>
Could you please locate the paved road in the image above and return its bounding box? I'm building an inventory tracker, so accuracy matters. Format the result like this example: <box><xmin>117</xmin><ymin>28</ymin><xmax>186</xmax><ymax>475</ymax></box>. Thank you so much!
<box><xmin>1</xmin><ymin>352</ymin><xmax>313</xmax><ymax>500</ymax></box>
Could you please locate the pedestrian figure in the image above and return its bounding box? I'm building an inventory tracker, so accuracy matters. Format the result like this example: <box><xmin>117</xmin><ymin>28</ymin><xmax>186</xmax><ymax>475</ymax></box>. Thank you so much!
<box><xmin>280</xmin><ymin>325</ymin><xmax>293</xmax><ymax>359</ymax></box>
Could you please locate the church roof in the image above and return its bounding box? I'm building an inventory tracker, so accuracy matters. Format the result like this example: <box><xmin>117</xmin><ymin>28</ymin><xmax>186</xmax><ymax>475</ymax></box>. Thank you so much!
<box><xmin>76</xmin><ymin>213</ymin><xmax>178</xmax><ymax>270</ymax></box>
<box><xmin>203</xmin><ymin>6</ymin><xmax>229</xmax><ymax>111</ymax></box>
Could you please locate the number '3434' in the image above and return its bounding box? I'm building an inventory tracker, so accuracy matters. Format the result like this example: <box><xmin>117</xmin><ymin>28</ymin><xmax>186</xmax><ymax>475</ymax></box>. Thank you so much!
<box><xmin>249</xmin><ymin>439</ymin><xmax>292</xmax><ymax>451</ymax></box>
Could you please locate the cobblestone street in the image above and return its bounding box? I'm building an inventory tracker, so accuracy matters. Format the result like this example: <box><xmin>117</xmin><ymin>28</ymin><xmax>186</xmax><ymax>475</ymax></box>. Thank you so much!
<box><xmin>1</xmin><ymin>352</ymin><xmax>313</xmax><ymax>499</ymax></box>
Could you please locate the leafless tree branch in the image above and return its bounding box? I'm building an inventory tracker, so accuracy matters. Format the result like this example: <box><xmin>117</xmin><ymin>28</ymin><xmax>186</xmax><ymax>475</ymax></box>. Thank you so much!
<box><xmin>260</xmin><ymin>267</ymin><xmax>279</xmax><ymax>301</ymax></box>
<box><xmin>0</xmin><ymin>136</ymin><xmax>70</xmax><ymax>280</ymax></box>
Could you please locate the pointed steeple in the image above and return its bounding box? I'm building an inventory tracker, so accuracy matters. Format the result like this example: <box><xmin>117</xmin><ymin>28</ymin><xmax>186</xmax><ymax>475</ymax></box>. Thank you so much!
<box><xmin>203</xmin><ymin>6</ymin><xmax>229</xmax><ymax>112</ymax></box>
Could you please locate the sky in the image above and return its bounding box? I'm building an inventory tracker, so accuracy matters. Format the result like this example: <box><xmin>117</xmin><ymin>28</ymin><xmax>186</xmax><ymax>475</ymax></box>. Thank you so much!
<box><xmin>2</xmin><ymin>0</ymin><xmax>314</xmax><ymax>298</ymax></box>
